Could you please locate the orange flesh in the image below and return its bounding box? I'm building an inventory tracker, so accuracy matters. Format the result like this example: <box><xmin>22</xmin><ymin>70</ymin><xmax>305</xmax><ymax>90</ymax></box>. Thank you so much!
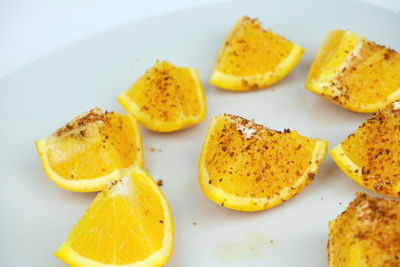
<box><xmin>307</xmin><ymin>30</ymin><xmax>349</xmax><ymax>81</ymax></box>
<box><xmin>67</xmin><ymin>175</ymin><xmax>165</xmax><ymax>264</ymax></box>
<box><xmin>341</xmin><ymin>102</ymin><xmax>400</xmax><ymax>196</ymax></box>
<box><xmin>126</xmin><ymin>61</ymin><xmax>201</xmax><ymax>122</ymax></box>
<box><xmin>216</xmin><ymin>17</ymin><xmax>294</xmax><ymax>76</ymax></box>
<box><xmin>328</xmin><ymin>193</ymin><xmax>400</xmax><ymax>266</ymax></box>
<box><xmin>307</xmin><ymin>30</ymin><xmax>400</xmax><ymax>112</ymax></box>
<box><xmin>204</xmin><ymin>115</ymin><xmax>318</xmax><ymax>198</ymax></box>
<box><xmin>46</xmin><ymin>111</ymin><xmax>140</xmax><ymax>180</ymax></box>
<box><xmin>334</xmin><ymin>41</ymin><xmax>400</xmax><ymax>107</ymax></box>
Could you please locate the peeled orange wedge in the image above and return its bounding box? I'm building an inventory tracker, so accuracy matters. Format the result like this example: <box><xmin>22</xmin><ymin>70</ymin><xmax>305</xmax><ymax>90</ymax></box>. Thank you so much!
<box><xmin>306</xmin><ymin>30</ymin><xmax>400</xmax><ymax>113</ymax></box>
<box><xmin>328</xmin><ymin>193</ymin><xmax>400</xmax><ymax>267</ymax></box>
<box><xmin>117</xmin><ymin>60</ymin><xmax>207</xmax><ymax>132</ymax></box>
<box><xmin>55</xmin><ymin>167</ymin><xmax>174</xmax><ymax>267</ymax></box>
<box><xmin>198</xmin><ymin>114</ymin><xmax>328</xmax><ymax>211</ymax></box>
<box><xmin>209</xmin><ymin>16</ymin><xmax>305</xmax><ymax>91</ymax></box>
<box><xmin>331</xmin><ymin>101</ymin><xmax>400</xmax><ymax>197</ymax></box>
<box><xmin>35</xmin><ymin>108</ymin><xmax>143</xmax><ymax>192</ymax></box>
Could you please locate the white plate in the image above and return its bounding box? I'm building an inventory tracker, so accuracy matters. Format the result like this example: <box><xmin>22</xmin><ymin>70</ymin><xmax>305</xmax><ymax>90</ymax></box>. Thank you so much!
<box><xmin>1</xmin><ymin>0</ymin><xmax>399</xmax><ymax>266</ymax></box>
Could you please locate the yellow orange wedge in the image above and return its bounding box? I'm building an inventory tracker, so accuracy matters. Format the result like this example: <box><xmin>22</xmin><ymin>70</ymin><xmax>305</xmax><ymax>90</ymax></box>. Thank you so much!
<box><xmin>198</xmin><ymin>114</ymin><xmax>328</xmax><ymax>211</ymax></box>
<box><xmin>117</xmin><ymin>60</ymin><xmax>207</xmax><ymax>132</ymax></box>
<box><xmin>55</xmin><ymin>167</ymin><xmax>174</xmax><ymax>267</ymax></box>
<box><xmin>209</xmin><ymin>16</ymin><xmax>305</xmax><ymax>91</ymax></box>
<box><xmin>330</xmin><ymin>100</ymin><xmax>400</xmax><ymax>197</ymax></box>
<box><xmin>328</xmin><ymin>193</ymin><xmax>400</xmax><ymax>267</ymax></box>
<box><xmin>35</xmin><ymin>108</ymin><xmax>143</xmax><ymax>192</ymax></box>
<box><xmin>306</xmin><ymin>30</ymin><xmax>400</xmax><ymax>113</ymax></box>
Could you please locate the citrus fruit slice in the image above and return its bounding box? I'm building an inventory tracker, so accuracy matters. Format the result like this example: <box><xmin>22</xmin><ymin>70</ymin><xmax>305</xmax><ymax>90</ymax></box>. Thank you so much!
<box><xmin>306</xmin><ymin>30</ymin><xmax>400</xmax><ymax>113</ymax></box>
<box><xmin>117</xmin><ymin>60</ymin><xmax>206</xmax><ymax>132</ymax></box>
<box><xmin>35</xmin><ymin>108</ymin><xmax>143</xmax><ymax>192</ymax></box>
<box><xmin>209</xmin><ymin>16</ymin><xmax>305</xmax><ymax>91</ymax></box>
<box><xmin>328</xmin><ymin>193</ymin><xmax>400</xmax><ymax>267</ymax></box>
<box><xmin>198</xmin><ymin>114</ymin><xmax>328</xmax><ymax>211</ymax></box>
<box><xmin>330</xmin><ymin>101</ymin><xmax>400</xmax><ymax>197</ymax></box>
<box><xmin>55</xmin><ymin>167</ymin><xmax>174</xmax><ymax>267</ymax></box>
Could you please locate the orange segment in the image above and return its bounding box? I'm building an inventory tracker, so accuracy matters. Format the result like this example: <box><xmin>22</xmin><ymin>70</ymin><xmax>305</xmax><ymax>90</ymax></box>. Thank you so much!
<box><xmin>55</xmin><ymin>167</ymin><xmax>174</xmax><ymax>267</ymax></box>
<box><xmin>328</xmin><ymin>193</ymin><xmax>400</xmax><ymax>267</ymax></box>
<box><xmin>330</xmin><ymin>101</ymin><xmax>400</xmax><ymax>197</ymax></box>
<box><xmin>306</xmin><ymin>30</ymin><xmax>400</xmax><ymax>113</ymax></box>
<box><xmin>210</xmin><ymin>16</ymin><xmax>304</xmax><ymax>91</ymax></box>
<box><xmin>35</xmin><ymin>108</ymin><xmax>143</xmax><ymax>192</ymax></box>
<box><xmin>117</xmin><ymin>60</ymin><xmax>206</xmax><ymax>132</ymax></box>
<box><xmin>198</xmin><ymin>114</ymin><xmax>328</xmax><ymax>211</ymax></box>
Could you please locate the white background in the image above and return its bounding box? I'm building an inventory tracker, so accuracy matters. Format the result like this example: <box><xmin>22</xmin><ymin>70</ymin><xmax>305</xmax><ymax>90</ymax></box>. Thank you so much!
<box><xmin>0</xmin><ymin>0</ymin><xmax>399</xmax><ymax>79</ymax></box>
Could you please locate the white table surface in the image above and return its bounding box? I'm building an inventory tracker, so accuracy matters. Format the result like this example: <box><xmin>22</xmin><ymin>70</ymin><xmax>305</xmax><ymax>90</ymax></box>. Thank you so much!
<box><xmin>1</xmin><ymin>0</ymin><xmax>400</xmax><ymax>267</ymax></box>
<box><xmin>0</xmin><ymin>0</ymin><xmax>399</xmax><ymax>79</ymax></box>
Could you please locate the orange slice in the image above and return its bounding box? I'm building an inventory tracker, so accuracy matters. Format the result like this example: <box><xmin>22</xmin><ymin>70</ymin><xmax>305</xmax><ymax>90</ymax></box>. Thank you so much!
<box><xmin>306</xmin><ymin>30</ymin><xmax>400</xmax><ymax>113</ymax></box>
<box><xmin>35</xmin><ymin>108</ymin><xmax>143</xmax><ymax>192</ymax></box>
<box><xmin>117</xmin><ymin>60</ymin><xmax>206</xmax><ymax>132</ymax></box>
<box><xmin>198</xmin><ymin>114</ymin><xmax>328</xmax><ymax>211</ymax></box>
<box><xmin>330</xmin><ymin>100</ymin><xmax>400</xmax><ymax>197</ymax></box>
<box><xmin>209</xmin><ymin>16</ymin><xmax>305</xmax><ymax>91</ymax></box>
<box><xmin>328</xmin><ymin>193</ymin><xmax>400</xmax><ymax>267</ymax></box>
<box><xmin>55</xmin><ymin>167</ymin><xmax>174</xmax><ymax>267</ymax></box>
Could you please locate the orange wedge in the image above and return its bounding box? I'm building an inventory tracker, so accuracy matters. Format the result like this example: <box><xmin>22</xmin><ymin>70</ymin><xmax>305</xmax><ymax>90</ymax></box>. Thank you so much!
<box><xmin>55</xmin><ymin>167</ymin><xmax>174</xmax><ymax>267</ymax></box>
<box><xmin>306</xmin><ymin>30</ymin><xmax>400</xmax><ymax>113</ymax></box>
<box><xmin>35</xmin><ymin>108</ymin><xmax>143</xmax><ymax>192</ymax></box>
<box><xmin>209</xmin><ymin>16</ymin><xmax>305</xmax><ymax>91</ymax></box>
<box><xmin>198</xmin><ymin>114</ymin><xmax>328</xmax><ymax>211</ymax></box>
<box><xmin>328</xmin><ymin>193</ymin><xmax>400</xmax><ymax>267</ymax></box>
<box><xmin>117</xmin><ymin>60</ymin><xmax>207</xmax><ymax>132</ymax></box>
<box><xmin>331</xmin><ymin>100</ymin><xmax>400</xmax><ymax>197</ymax></box>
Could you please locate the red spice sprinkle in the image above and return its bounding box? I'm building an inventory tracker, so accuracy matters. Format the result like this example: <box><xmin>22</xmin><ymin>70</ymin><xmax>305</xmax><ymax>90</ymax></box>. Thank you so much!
<box><xmin>55</xmin><ymin>107</ymin><xmax>107</xmax><ymax>136</ymax></box>
<box><xmin>157</xmin><ymin>179</ymin><xmax>163</xmax><ymax>186</ymax></box>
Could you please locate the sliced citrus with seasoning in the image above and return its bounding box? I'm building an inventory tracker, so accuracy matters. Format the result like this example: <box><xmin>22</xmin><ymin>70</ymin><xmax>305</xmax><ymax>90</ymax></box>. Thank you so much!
<box><xmin>328</xmin><ymin>193</ymin><xmax>400</xmax><ymax>267</ymax></box>
<box><xmin>55</xmin><ymin>167</ymin><xmax>174</xmax><ymax>267</ymax></box>
<box><xmin>306</xmin><ymin>29</ymin><xmax>400</xmax><ymax>113</ymax></box>
<box><xmin>117</xmin><ymin>60</ymin><xmax>206</xmax><ymax>132</ymax></box>
<box><xmin>198</xmin><ymin>114</ymin><xmax>328</xmax><ymax>211</ymax></box>
<box><xmin>330</xmin><ymin>100</ymin><xmax>400</xmax><ymax>197</ymax></box>
<box><xmin>209</xmin><ymin>16</ymin><xmax>305</xmax><ymax>91</ymax></box>
<box><xmin>35</xmin><ymin>108</ymin><xmax>143</xmax><ymax>192</ymax></box>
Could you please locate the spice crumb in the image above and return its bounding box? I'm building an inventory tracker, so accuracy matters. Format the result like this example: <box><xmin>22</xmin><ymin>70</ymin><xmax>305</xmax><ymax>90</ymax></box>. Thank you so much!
<box><xmin>157</xmin><ymin>179</ymin><xmax>163</xmax><ymax>186</ymax></box>
<box><xmin>193</xmin><ymin>222</ymin><xmax>197</xmax><ymax>226</ymax></box>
